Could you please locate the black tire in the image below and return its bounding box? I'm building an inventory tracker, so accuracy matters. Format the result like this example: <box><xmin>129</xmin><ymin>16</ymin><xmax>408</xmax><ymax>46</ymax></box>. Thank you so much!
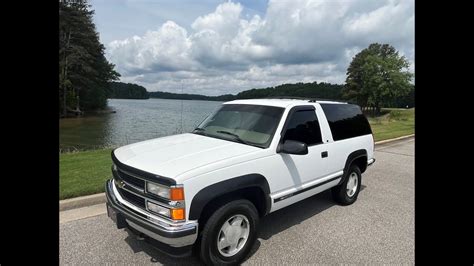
<box><xmin>199</xmin><ymin>199</ymin><xmax>259</xmax><ymax>265</ymax></box>
<box><xmin>331</xmin><ymin>165</ymin><xmax>362</xmax><ymax>205</ymax></box>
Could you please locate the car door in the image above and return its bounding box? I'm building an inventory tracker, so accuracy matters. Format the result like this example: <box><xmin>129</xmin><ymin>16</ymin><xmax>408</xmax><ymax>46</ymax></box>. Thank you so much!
<box><xmin>276</xmin><ymin>105</ymin><xmax>330</xmax><ymax>187</ymax></box>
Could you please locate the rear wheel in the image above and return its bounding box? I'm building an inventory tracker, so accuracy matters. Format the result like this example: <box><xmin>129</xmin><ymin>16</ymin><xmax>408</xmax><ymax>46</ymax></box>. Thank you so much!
<box><xmin>199</xmin><ymin>199</ymin><xmax>259</xmax><ymax>265</ymax></box>
<box><xmin>332</xmin><ymin>165</ymin><xmax>362</xmax><ymax>205</ymax></box>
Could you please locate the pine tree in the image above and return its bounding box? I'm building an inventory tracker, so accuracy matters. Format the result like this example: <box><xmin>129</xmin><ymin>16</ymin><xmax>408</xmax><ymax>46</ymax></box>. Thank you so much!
<box><xmin>59</xmin><ymin>0</ymin><xmax>119</xmax><ymax>117</ymax></box>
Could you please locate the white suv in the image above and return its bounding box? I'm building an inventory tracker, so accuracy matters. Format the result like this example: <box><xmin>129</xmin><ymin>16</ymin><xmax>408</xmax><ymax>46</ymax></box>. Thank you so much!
<box><xmin>105</xmin><ymin>98</ymin><xmax>375</xmax><ymax>265</ymax></box>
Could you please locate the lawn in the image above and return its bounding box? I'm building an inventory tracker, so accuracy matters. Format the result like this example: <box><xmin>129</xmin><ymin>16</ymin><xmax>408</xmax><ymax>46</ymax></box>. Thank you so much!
<box><xmin>60</xmin><ymin>148</ymin><xmax>113</xmax><ymax>199</ymax></box>
<box><xmin>368</xmin><ymin>108</ymin><xmax>415</xmax><ymax>141</ymax></box>
<box><xmin>59</xmin><ymin>108</ymin><xmax>414</xmax><ymax>199</ymax></box>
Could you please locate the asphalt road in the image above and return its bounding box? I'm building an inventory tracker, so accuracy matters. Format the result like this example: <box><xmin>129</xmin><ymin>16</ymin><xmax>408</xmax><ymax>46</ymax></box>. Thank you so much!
<box><xmin>60</xmin><ymin>137</ymin><xmax>414</xmax><ymax>265</ymax></box>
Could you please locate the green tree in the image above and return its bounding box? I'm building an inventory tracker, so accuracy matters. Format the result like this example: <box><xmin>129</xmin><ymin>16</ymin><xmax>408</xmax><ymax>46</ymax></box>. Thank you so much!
<box><xmin>59</xmin><ymin>0</ymin><xmax>119</xmax><ymax>117</ymax></box>
<box><xmin>344</xmin><ymin>43</ymin><xmax>413</xmax><ymax>114</ymax></box>
<box><xmin>109</xmin><ymin>82</ymin><xmax>150</xmax><ymax>99</ymax></box>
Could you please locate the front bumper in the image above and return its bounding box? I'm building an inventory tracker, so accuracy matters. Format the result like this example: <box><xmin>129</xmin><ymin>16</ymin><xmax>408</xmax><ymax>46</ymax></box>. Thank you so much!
<box><xmin>368</xmin><ymin>158</ymin><xmax>376</xmax><ymax>166</ymax></box>
<box><xmin>105</xmin><ymin>179</ymin><xmax>198</xmax><ymax>257</ymax></box>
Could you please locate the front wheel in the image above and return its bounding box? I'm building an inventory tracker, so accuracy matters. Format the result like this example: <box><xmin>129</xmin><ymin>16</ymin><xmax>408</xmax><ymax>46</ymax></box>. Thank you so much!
<box><xmin>199</xmin><ymin>199</ymin><xmax>259</xmax><ymax>265</ymax></box>
<box><xmin>332</xmin><ymin>165</ymin><xmax>362</xmax><ymax>205</ymax></box>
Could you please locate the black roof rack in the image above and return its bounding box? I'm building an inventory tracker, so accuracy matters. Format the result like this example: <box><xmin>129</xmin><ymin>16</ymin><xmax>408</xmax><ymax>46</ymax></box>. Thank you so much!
<box><xmin>263</xmin><ymin>96</ymin><xmax>347</xmax><ymax>103</ymax></box>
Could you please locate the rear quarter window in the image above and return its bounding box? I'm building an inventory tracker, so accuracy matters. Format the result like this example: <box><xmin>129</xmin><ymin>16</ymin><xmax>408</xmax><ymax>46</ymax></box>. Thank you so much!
<box><xmin>320</xmin><ymin>103</ymin><xmax>372</xmax><ymax>141</ymax></box>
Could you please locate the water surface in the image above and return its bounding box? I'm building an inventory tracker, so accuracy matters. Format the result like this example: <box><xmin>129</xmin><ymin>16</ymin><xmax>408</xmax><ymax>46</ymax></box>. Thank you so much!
<box><xmin>59</xmin><ymin>98</ymin><xmax>223</xmax><ymax>151</ymax></box>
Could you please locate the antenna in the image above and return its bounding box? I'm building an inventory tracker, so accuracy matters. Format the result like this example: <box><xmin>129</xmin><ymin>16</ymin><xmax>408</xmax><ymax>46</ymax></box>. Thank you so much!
<box><xmin>180</xmin><ymin>83</ymin><xmax>183</xmax><ymax>133</ymax></box>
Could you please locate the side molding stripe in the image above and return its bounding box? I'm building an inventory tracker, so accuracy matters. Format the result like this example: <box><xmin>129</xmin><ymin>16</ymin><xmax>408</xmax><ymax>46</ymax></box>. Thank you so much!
<box><xmin>273</xmin><ymin>175</ymin><xmax>342</xmax><ymax>203</ymax></box>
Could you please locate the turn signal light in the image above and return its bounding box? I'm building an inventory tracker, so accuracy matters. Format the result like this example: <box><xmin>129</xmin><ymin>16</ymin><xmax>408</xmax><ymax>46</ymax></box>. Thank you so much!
<box><xmin>171</xmin><ymin>208</ymin><xmax>185</xmax><ymax>220</ymax></box>
<box><xmin>170</xmin><ymin>187</ymin><xmax>184</xmax><ymax>201</ymax></box>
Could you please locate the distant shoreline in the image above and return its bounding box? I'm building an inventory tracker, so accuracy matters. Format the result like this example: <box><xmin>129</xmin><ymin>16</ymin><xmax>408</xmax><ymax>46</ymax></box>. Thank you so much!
<box><xmin>109</xmin><ymin>97</ymin><xmax>224</xmax><ymax>102</ymax></box>
<box><xmin>60</xmin><ymin>106</ymin><xmax>116</xmax><ymax>119</ymax></box>
<box><xmin>149</xmin><ymin>97</ymin><xmax>224</xmax><ymax>102</ymax></box>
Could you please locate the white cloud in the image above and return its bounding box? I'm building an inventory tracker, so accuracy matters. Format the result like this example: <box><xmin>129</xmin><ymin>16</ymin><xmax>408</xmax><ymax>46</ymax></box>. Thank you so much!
<box><xmin>191</xmin><ymin>2</ymin><xmax>242</xmax><ymax>38</ymax></box>
<box><xmin>108</xmin><ymin>21</ymin><xmax>194</xmax><ymax>74</ymax></box>
<box><xmin>343</xmin><ymin>0</ymin><xmax>414</xmax><ymax>46</ymax></box>
<box><xmin>106</xmin><ymin>0</ymin><xmax>415</xmax><ymax>95</ymax></box>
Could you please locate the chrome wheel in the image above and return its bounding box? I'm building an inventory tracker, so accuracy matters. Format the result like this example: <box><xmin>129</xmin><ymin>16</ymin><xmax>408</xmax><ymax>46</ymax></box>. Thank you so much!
<box><xmin>217</xmin><ymin>214</ymin><xmax>250</xmax><ymax>257</ymax></box>
<box><xmin>346</xmin><ymin>172</ymin><xmax>358</xmax><ymax>197</ymax></box>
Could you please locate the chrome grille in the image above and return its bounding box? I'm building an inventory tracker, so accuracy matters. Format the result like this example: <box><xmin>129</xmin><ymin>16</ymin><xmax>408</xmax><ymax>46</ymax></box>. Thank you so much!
<box><xmin>117</xmin><ymin>186</ymin><xmax>146</xmax><ymax>208</ymax></box>
<box><xmin>111</xmin><ymin>160</ymin><xmax>185</xmax><ymax>222</ymax></box>
<box><xmin>117</xmin><ymin>168</ymin><xmax>145</xmax><ymax>189</ymax></box>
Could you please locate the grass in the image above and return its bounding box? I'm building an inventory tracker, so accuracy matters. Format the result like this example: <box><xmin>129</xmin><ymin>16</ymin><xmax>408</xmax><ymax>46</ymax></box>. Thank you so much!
<box><xmin>368</xmin><ymin>108</ymin><xmax>414</xmax><ymax>141</ymax></box>
<box><xmin>60</xmin><ymin>148</ymin><xmax>113</xmax><ymax>199</ymax></box>
<box><xmin>59</xmin><ymin>108</ymin><xmax>414</xmax><ymax>199</ymax></box>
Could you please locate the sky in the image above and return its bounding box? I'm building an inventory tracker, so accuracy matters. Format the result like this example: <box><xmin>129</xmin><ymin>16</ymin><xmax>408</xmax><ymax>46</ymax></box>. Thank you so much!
<box><xmin>90</xmin><ymin>0</ymin><xmax>414</xmax><ymax>96</ymax></box>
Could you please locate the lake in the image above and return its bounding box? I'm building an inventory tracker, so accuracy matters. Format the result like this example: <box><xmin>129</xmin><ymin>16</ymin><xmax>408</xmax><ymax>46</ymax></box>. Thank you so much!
<box><xmin>59</xmin><ymin>98</ymin><xmax>223</xmax><ymax>151</ymax></box>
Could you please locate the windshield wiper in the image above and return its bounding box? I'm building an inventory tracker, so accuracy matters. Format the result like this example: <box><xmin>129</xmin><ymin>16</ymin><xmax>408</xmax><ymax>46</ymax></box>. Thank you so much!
<box><xmin>216</xmin><ymin>130</ymin><xmax>255</xmax><ymax>146</ymax></box>
<box><xmin>192</xmin><ymin>127</ymin><xmax>209</xmax><ymax>136</ymax></box>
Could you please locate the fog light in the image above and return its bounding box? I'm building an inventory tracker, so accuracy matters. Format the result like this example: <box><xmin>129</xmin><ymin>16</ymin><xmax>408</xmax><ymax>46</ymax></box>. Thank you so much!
<box><xmin>146</xmin><ymin>201</ymin><xmax>170</xmax><ymax>218</ymax></box>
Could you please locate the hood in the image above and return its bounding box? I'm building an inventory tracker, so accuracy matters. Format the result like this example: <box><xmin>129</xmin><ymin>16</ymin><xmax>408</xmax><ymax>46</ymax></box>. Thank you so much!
<box><xmin>113</xmin><ymin>133</ymin><xmax>259</xmax><ymax>180</ymax></box>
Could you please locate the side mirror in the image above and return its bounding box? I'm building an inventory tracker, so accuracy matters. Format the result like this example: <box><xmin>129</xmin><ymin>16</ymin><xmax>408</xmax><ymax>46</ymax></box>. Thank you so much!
<box><xmin>277</xmin><ymin>140</ymin><xmax>308</xmax><ymax>155</ymax></box>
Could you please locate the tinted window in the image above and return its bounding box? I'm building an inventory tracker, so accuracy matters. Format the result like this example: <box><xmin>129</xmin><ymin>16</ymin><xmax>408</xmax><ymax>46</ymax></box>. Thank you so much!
<box><xmin>320</xmin><ymin>103</ymin><xmax>372</xmax><ymax>141</ymax></box>
<box><xmin>282</xmin><ymin>109</ymin><xmax>322</xmax><ymax>145</ymax></box>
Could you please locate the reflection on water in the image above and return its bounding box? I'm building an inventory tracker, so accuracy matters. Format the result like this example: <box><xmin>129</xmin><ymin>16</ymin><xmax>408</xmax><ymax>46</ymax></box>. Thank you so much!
<box><xmin>59</xmin><ymin>98</ymin><xmax>222</xmax><ymax>151</ymax></box>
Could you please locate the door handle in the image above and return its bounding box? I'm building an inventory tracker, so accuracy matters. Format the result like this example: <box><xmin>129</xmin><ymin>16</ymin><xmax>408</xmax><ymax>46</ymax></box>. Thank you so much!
<box><xmin>321</xmin><ymin>151</ymin><xmax>328</xmax><ymax>158</ymax></box>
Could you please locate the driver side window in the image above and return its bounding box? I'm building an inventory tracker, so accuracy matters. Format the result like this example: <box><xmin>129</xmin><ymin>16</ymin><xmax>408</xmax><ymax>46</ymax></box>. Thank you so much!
<box><xmin>282</xmin><ymin>109</ymin><xmax>322</xmax><ymax>146</ymax></box>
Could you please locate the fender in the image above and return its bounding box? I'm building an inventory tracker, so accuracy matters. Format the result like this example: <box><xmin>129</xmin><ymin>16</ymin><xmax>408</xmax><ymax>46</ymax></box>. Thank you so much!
<box><xmin>188</xmin><ymin>174</ymin><xmax>271</xmax><ymax>220</ymax></box>
<box><xmin>338</xmin><ymin>149</ymin><xmax>367</xmax><ymax>185</ymax></box>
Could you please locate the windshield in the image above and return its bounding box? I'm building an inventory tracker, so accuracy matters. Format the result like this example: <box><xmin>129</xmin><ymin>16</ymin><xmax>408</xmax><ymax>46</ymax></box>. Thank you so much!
<box><xmin>193</xmin><ymin>104</ymin><xmax>284</xmax><ymax>148</ymax></box>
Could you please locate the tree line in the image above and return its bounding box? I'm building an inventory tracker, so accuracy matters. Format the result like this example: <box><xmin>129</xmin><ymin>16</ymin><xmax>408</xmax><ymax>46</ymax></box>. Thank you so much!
<box><xmin>100</xmin><ymin>81</ymin><xmax>344</xmax><ymax>103</ymax></box>
<box><xmin>59</xmin><ymin>0</ymin><xmax>119</xmax><ymax>117</ymax></box>
<box><xmin>235</xmin><ymin>82</ymin><xmax>343</xmax><ymax>100</ymax></box>
<box><xmin>109</xmin><ymin>82</ymin><xmax>149</xmax><ymax>99</ymax></box>
<box><xmin>148</xmin><ymin>82</ymin><xmax>343</xmax><ymax>102</ymax></box>
<box><xmin>148</xmin><ymin>91</ymin><xmax>235</xmax><ymax>101</ymax></box>
<box><xmin>147</xmin><ymin>80</ymin><xmax>414</xmax><ymax>109</ymax></box>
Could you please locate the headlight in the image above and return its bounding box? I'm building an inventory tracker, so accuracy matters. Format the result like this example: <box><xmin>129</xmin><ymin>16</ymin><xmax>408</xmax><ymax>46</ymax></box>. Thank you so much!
<box><xmin>146</xmin><ymin>182</ymin><xmax>170</xmax><ymax>198</ymax></box>
<box><xmin>146</xmin><ymin>201</ymin><xmax>170</xmax><ymax>217</ymax></box>
<box><xmin>147</xmin><ymin>201</ymin><xmax>185</xmax><ymax>220</ymax></box>
<box><xmin>146</xmin><ymin>182</ymin><xmax>184</xmax><ymax>201</ymax></box>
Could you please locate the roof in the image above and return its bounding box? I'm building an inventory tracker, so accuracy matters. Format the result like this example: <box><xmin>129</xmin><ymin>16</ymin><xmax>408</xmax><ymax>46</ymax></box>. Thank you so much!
<box><xmin>224</xmin><ymin>98</ymin><xmax>346</xmax><ymax>108</ymax></box>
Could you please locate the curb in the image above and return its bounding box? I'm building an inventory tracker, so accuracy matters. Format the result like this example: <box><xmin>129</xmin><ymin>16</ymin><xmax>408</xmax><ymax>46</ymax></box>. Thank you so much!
<box><xmin>60</xmin><ymin>193</ymin><xmax>106</xmax><ymax>211</ymax></box>
<box><xmin>374</xmin><ymin>134</ymin><xmax>414</xmax><ymax>145</ymax></box>
<box><xmin>60</xmin><ymin>134</ymin><xmax>414</xmax><ymax>212</ymax></box>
